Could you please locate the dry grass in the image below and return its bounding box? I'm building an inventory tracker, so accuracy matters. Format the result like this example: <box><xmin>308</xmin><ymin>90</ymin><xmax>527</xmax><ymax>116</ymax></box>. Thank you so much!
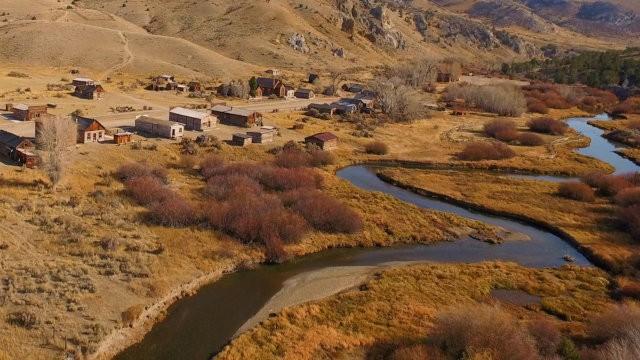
<box><xmin>217</xmin><ymin>262</ymin><xmax>613</xmax><ymax>360</ymax></box>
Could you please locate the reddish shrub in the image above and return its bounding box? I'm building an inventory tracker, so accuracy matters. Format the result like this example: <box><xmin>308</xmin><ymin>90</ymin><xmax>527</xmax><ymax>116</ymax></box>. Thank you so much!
<box><xmin>364</xmin><ymin>141</ymin><xmax>390</xmax><ymax>155</ymax></box>
<box><xmin>494</xmin><ymin>128</ymin><xmax>520</xmax><ymax>142</ymax></box>
<box><xmin>149</xmin><ymin>195</ymin><xmax>198</xmax><ymax>227</ymax></box>
<box><xmin>589</xmin><ymin>304</ymin><xmax>640</xmax><ymax>342</ymax></box>
<box><xmin>596</xmin><ymin>175</ymin><xmax>633</xmax><ymax>196</ymax></box>
<box><xmin>483</xmin><ymin>118</ymin><xmax>517</xmax><ymax>139</ymax></box>
<box><xmin>125</xmin><ymin>175</ymin><xmax>170</xmax><ymax>205</ymax></box>
<box><xmin>259</xmin><ymin>167</ymin><xmax>323</xmax><ymax>191</ymax></box>
<box><xmin>200</xmin><ymin>155</ymin><xmax>225</xmax><ymax>179</ymax></box>
<box><xmin>613</xmin><ymin>97</ymin><xmax>640</xmax><ymax>115</ymax></box>
<box><xmin>528</xmin><ymin>319</ymin><xmax>562</xmax><ymax>357</ymax></box>
<box><xmin>458</xmin><ymin>141</ymin><xmax>516</xmax><ymax>161</ymax></box>
<box><xmin>619</xmin><ymin>282</ymin><xmax>640</xmax><ymax>300</ymax></box>
<box><xmin>617</xmin><ymin>205</ymin><xmax>640</xmax><ymax>241</ymax></box>
<box><xmin>390</xmin><ymin>344</ymin><xmax>438</xmax><ymax>360</ymax></box>
<box><xmin>526</xmin><ymin>117</ymin><xmax>568</xmax><ymax>135</ymax></box>
<box><xmin>275</xmin><ymin>149</ymin><xmax>310</xmax><ymax>168</ymax></box>
<box><xmin>285</xmin><ymin>190</ymin><xmax>363</xmax><ymax>233</ymax></box>
<box><xmin>614</xmin><ymin>187</ymin><xmax>640</xmax><ymax>207</ymax></box>
<box><xmin>517</xmin><ymin>132</ymin><xmax>545</xmax><ymax>146</ymax></box>
<box><xmin>204</xmin><ymin>174</ymin><xmax>262</xmax><ymax>201</ymax></box>
<box><xmin>260</xmin><ymin>209</ymin><xmax>308</xmax><ymax>244</ymax></box>
<box><xmin>527</xmin><ymin>99</ymin><xmax>549</xmax><ymax>114</ymax></box>
<box><xmin>558</xmin><ymin>182</ymin><xmax>596</xmax><ymax>202</ymax></box>
<box><xmin>116</xmin><ymin>162</ymin><xmax>168</xmax><ymax>183</ymax></box>
<box><xmin>308</xmin><ymin>149</ymin><xmax>335</xmax><ymax>167</ymax></box>
<box><xmin>263</xmin><ymin>234</ymin><xmax>288</xmax><ymax>264</ymax></box>
<box><xmin>581</xmin><ymin>171</ymin><xmax>608</xmax><ymax>188</ymax></box>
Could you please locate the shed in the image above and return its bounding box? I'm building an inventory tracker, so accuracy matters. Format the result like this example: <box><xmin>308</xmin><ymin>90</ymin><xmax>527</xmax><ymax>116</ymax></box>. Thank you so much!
<box><xmin>72</xmin><ymin>78</ymin><xmax>95</xmax><ymax>87</ymax></box>
<box><xmin>256</xmin><ymin>77</ymin><xmax>286</xmax><ymax>98</ymax></box>
<box><xmin>342</xmin><ymin>83</ymin><xmax>365</xmax><ymax>93</ymax></box>
<box><xmin>170</xmin><ymin>107</ymin><xmax>217</xmax><ymax>131</ymax></box>
<box><xmin>74</xmin><ymin>84</ymin><xmax>104</xmax><ymax>100</ymax></box>
<box><xmin>11</xmin><ymin>104</ymin><xmax>48</xmax><ymax>121</ymax></box>
<box><xmin>114</xmin><ymin>132</ymin><xmax>133</xmax><ymax>145</ymax></box>
<box><xmin>231</xmin><ymin>133</ymin><xmax>252</xmax><ymax>147</ymax></box>
<box><xmin>246</xmin><ymin>129</ymin><xmax>275</xmax><ymax>144</ymax></box>
<box><xmin>305</xmin><ymin>132</ymin><xmax>338</xmax><ymax>150</ymax></box>
<box><xmin>212</xmin><ymin>105</ymin><xmax>262</xmax><ymax>128</ymax></box>
<box><xmin>188</xmin><ymin>81</ymin><xmax>202</xmax><ymax>92</ymax></box>
<box><xmin>294</xmin><ymin>88</ymin><xmax>315</xmax><ymax>99</ymax></box>
<box><xmin>135</xmin><ymin>116</ymin><xmax>184</xmax><ymax>139</ymax></box>
<box><xmin>308</xmin><ymin>73</ymin><xmax>319</xmax><ymax>83</ymax></box>
<box><xmin>308</xmin><ymin>103</ymin><xmax>335</xmax><ymax>115</ymax></box>
<box><xmin>0</xmin><ymin>130</ymin><xmax>37</xmax><ymax>168</ymax></box>
<box><xmin>75</xmin><ymin>116</ymin><xmax>107</xmax><ymax>143</ymax></box>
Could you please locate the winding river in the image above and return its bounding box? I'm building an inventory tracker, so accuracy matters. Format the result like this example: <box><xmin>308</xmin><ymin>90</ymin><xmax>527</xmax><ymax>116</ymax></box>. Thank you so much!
<box><xmin>114</xmin><ymin>114</ymin><xmax>636</xmax><ymax>360</ymax></box>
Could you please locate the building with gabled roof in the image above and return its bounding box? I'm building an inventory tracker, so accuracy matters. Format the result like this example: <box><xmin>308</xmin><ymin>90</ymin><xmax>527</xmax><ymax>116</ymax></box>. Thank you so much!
<box><xmin>135</xmin><ymin>116</ymin><xmax>184</xmax><ymax>139</ymax></box>
<box><xmin>0</xmin><ymin>130</ymin><xmax>37</xmax><ymax>168</ymax></box>
<box><xmin>211</xmin><ymin>106</ymin><xmax>263</xmax><ymax>128</ymax></box>
<box><xmin>169</xmin><ymin>107</ymin><xmax>217</xmax><ymax>131</ymax></box>
<box><xmin>305</xmin><ymin>132</ymin><xmax>338</xmax><ymax>150</ymax></box>
<box><xmin>75</xmin><ymin>116</ymin><xmax>107</xmax><ymax>143</ymax></box>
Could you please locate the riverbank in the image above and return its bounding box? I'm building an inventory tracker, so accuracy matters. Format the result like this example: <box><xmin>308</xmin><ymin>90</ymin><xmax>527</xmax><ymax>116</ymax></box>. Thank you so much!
<box><xmin>217</xmin><ymin>262</ymin><xmax>613</xmax><ymax>360</ymax></box>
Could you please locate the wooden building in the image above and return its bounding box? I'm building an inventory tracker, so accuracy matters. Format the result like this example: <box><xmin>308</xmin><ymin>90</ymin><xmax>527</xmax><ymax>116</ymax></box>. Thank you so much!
<box><xmin>308</xmin><ymin>73</ymin><xmax>319</xmax><ymax>83</ymax></box>
<box><xmin>211</xmin><ymin>105</ymin><xmax>262</xmax><ymax>128</ymax></box>
<box><xmin>11</xmin><ymin>104</ymin><xmax>48</xmax><ymax>121</ymax></box>
<box><xmin>135</xmin><ymin>116</ymin><xmax>184</xmax><ymax>139</ymax></box>
<box><xmin>149</xmin><ymin>75</ymin><xmax>177</xmax><ymax>91</ymax></box>
<box><xmin>169</xmin><ymin>107</ymin><xmax>217</xmax><ymax>131</ymax></box>
<box><xmin>305</xmin><ymin>132</ymin><xmax>338</xmax><ymax>151</ymax></box>
<box><xmin>231</xmin><ymin>133</ymin><xmax>252</xmax><ymax>147</ymax></box>
<box><xmin>0</xmin><ymin>130</ymin><xmax>37</xmax><ymax>168</ymax></box>
<box><xmin>114</xmin><ymin>132</ymin><xmax>133</xmax><ymax>145</ymax></box>
<box><xmin>256</xmin><ymin>77</ymin><xmax>286</xmax><ymax>98</ymax></box>
<box><xmin>188</xmin><ymin>81</ymin><xmax>202</xmax><ymax>92</ymax></box>
<box><xmin>72</xmin><ymin>78</ymin><xmax>95</xmax><ymax>87</ymax></box>
<box><xmin>75</xmin><ymin>116</ymin><xmax>107</xmax><ymax>143</ymax></box>
<box><xmin>246</xmin><ymin>129</ymin><xmax>274</xmax><ymax>144</ymax></box>
<box><xmin>74</xmin><ymin>84</ymin><xmax>104</xmax><ymax>100</ymax></box>
<box><xmin>294</xmin><ymin>88</ymin><xmax>315</xmax><ymax>99</ymax></box>
<box><xmin>437</xmin><ymin>62</ymin><xmax>462</xmax><ymax>83</ymax></box>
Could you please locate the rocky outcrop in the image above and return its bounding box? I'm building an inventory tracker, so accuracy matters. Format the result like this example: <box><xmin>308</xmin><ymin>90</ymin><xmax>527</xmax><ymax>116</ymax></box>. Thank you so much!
<box><xmin>288</xmin><ymin>33</ymin><xmax>309</xmax><ymax>53</ymax></box>
<box><xmin>336</xmin><ymin>0</ymin><xmax>406</xmax><ymax>49</ymax></box>
<box><xmin>469</xmin><ymin>0</ymin><xmax>555</xmax><ymax>33</ymax></box>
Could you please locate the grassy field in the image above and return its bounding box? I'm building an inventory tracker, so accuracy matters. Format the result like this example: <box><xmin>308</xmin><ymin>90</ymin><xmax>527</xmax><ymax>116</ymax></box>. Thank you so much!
<box><xmin>217</xmin><ymin>262</ymin><xmax>615</xmax><ymax>360</ymax></box>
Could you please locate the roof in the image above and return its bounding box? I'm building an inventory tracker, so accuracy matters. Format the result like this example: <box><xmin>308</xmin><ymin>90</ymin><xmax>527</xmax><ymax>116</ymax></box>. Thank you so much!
<box><xmin>114</xmin><ymin>132</ymin><xmax>133</xmax><ymax>136</ymax></box>
<box><xmin>295</xmin><ymin>88</ymin><xmax>314</xmax><ymax>94</ymax></box>
<box><xmin>75</xmin><ymin>116</ymin><xmax>106</xmax><ymax>131</ymax></box>
<box><xmin>247</xmin><ymin>129</ymin><xmax>272</xmax><ymax>135</ymax></box>
<box><xmin>306</xmin><ymin>132</ymin><xmax>338</xmax><ymax>142</ymax></box>
<box><xmin>0</xmin><ymin>130</ymin><xmax>27</xmax><ymax>148</ymax></box>
<box><xmin>73</xmin><ymin>77</ymin><xmax>94</xmax><ymax>83</ymax></box>
<box><xmin>212</xmin><ymin>105</ymin><xmax>255</xmax><ymax>117</ymax></box>
<box><xmin>136</xmin><ymin>116</ymin><xmax>183</xmax><ymax>127</ymax></box>
<box><xmin>171</xmin><ymin>107</ymin><xmax>210</xmax><ymax>119</ymax></box>
<box><xmin>12</xmin><ymin>104</ymin><xmax>28</xmax><ymax>111</ymax></box>
<box><xmin>233</xmin><ymin>133</ymin><xmax>252</xmax><ymax>139</ymax></box>
<box><xmin>211</xmin><ymin>105</ymin><xmax>232</xmax><ymax>113</ymax></box>
<box><xmin>257</xmin><ymin>77</ymin><xmax>282</xmax><ymax>89</ymax></box>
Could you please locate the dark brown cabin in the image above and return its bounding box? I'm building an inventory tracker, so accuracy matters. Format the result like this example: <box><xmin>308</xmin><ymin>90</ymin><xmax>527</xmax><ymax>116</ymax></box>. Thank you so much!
<box><xmin>305</xmin><ymin>132</ymin><xmax>338</xmax><ymax>151</ymax></box>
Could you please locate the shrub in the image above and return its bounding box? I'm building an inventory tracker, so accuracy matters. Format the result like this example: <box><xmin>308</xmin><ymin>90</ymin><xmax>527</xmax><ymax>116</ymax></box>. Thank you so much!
<box><xmin>527</xmin><ymin>99</ymin><xmax>549</xmax><ymax>114</ymax></box>
<box><xmin>558</xmin><ymin>182</ymin><xmax>596</xmax><ymax>202</ymax></box>
<box><xmin>308</xmin><ymin>149</ymin><xmax>335</xmax><ymax>167</ymax></box>
<box><xmin>116</xmin><ymin>162</ymin><xmax>168</xmax><ymax>184</ymax></box>
<box><xmin>458</xmin><ymin>141</ymin><xmax>516</xmax><ymax>161</ymax></box>
<box><xmin>617</xmin><ymin>205</ymin><xmax>640</xmax><ymax>241</ymax></box>
<box><xmin>364</xmin><ymin>140</ymin><xmax>390</xmax><ymax>155</ymax></box>
<box><xmin>390</xmin><ymin>344</ymin><xmax>436</xmax><ymax>360</ymax></box>
<box><xmin>528</xmin><ymin>319</ymin><xmax>562</xmax><ymax>357</ymax></box>
<box><xmin>589</xmin><ymin>304</ymin><xmax>640</xmax><ymax>343</ymax></box>
<box><xmin>518</xmin><ymin>132</ymin><xmax>545</xmax><ymax>146</ymax></box>
<box><xmin>597</xmin><ymin>329</ymin><xmax>640</xmax><ymax>360</ymax></box>
<box><xmin>483</xmin><ymin>118</ymin><xmax>517</xmax><ymax>139</ymax></box>
<box><xmin>121</xmin><ymin>305</ymin><xmax>144</xmax><ymax>327</ymax></box>
<box><xmin>7</xmin><ymin>311</ymin><xmax>38</xmax><ymax>329</ymax></box>
<box><xmin>263</xmin><ymin>235</ymin><xmax>288</xmax><ymax>263</ymax></box>
<box><xmin>259</xmin><ymin>167</ymin><xmax>323</xmax><ymax>191</ymax></box>
<box><xmin>614</xmin><ymin>187</ymin><xmax>640</xmax><ymax>207</ymax></box>
<box><xmin>430</xmin><ymin>304</ymin><xmax>538</xmax><ymax>360</ymax></box>
<box><xmin>125</xmin><ymin>175</ymin><xmax>170</xmax><ymax>205</ymax></box>
<box><xmin>591</xmin><ymin>175</ymin><xmax>633</xmax><ymax>196</ymax></box>
<box><xmin>445</xmin><ymin>83</ymin><xmax>527</xmax><ymax>116</ymax></box>
<box><xmin>284</xmin><ymin>190</ymin><xmax>363</xmax><ymax>233</ymax></box>
<box><xmin>200</xmin><ymin>155</ymin><xmax>225</xmax><ymax>179</ymax></box>
<box><xmin>205</xmin><ymin>174</ymin><xmax>262</xmax><ymax>201</ymax></box>
<box><xmin>526</xmin><ymin>117</ymin><xmax>568</xmax><ymax>135</ymax></box>
<box><xmin>149</xmin><ymin>195</ymin><xmax>198</xmax><ymax>227</ymax></box>
<box><xmin>275</xmin><ymin>149</ymin><xmax>310</xmax><ymax>168</ymax></box>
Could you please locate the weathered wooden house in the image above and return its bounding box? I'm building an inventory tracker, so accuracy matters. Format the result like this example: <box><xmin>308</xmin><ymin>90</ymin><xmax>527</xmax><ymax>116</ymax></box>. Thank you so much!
<box><xmin>149</xmin><ymin>75</ymin><xmax>177</xmax><ymax>91</ymax></box>
<box><xmin>72</xmin><ymin>78</ymin><xmax>95</xmax><ymax>87</ymax></box>
<box><xmin>11</xmin><ymin>104</ymin><xmax>48</xmax><ymax>121</ymax></box>
<box><xmin>308</xmin><ymin>103</ymin><xmax>336</xmax><ymax>115</ymax></box>
<box><xmin>169</xmin><ymin>107</ymin><xmax>217</xmax><ymax>131</ymax></box>
<box><xmin>188</xmin><ymin>81</ymin><xmax>202</xmax><ymax>92</ymax></box>
<box><xmin>114</xmin><ymin>132</ymin><xmax>133</xmax><ymax>145</ymax></box>
<box><xmin>294</xmin><ymin>88</ymin><xmax>315</xmax><ymax>99</ymax></box>
<box><xmin>257</xmin><ymin>77</ymin><xmax>286</xmax><ymax>98</ymax></box>
<box><xmin>75</xmin><ymin>116</ymin><xmax>107</xmax><ymax>143</ymax></box>
<box><xmin>305</xmin><ymin>132</ymin><xmax>338</xmax><ymax>151</ymax></box>
<box><xmin>437</xmin><ymin>63</ymin><xmax>462</xmax><ymax>83</ymax></box>
<box><xmin>135</xmin><ymin>116</ymin><xmax>184</xmax><ymax>139</ymax></box>
<box><xmin>342</xmin><ymin>83</ymin><xmax>365</xmax><ymax>93</ymax></box>
<box><xmin>308</xmin><ymin>73</ymin><xmax>319</xmax><ymax>83</ymax></box>
<box><xmin>231</xmin><ymin>133</ymin><xmax>252</xmax><ymax>147</ymax></box>
<box><xmin>0</xmin><ymin>130</ymin><xmax>37</xmax><ymax>168</ymax></box>
<box><xmin>74</xmin><ymin>84</ymin><xmax>104</xmax><ymax>100</ymax></box>
<box><xmin>246</xmin><ymin>129</ymin><xmax>274</xmax><ymax>144</ymax></box>
<box><xmin>211</xmin><ymin>105</ymin><xmax>263</xmax><ymax>127</ymax></box>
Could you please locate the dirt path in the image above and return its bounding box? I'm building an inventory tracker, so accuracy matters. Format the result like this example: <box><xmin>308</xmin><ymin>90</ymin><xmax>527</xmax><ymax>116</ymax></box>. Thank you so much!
<box><xmin>101</xmin><ymin>31</ymin><xmax>133</xmax><ymax>80</ymax></box>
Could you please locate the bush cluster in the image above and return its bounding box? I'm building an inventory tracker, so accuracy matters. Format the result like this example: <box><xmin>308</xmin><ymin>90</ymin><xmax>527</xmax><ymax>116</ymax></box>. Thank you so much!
<box><xmin>483</xmin><ymin>118</ymin><xmax>519</xmax><ymax>142</ymax></box>
<box><xmin>364</xmin><ymin>140</ymin><xmax>390</xmax><ymax>155</ymax></box>
<box><xmin>273</xmin><ymin>144</ymin><xmax>335</xmax><ymax>168</ymax></box>
<box><xmin>526</xmin><ymin>117</ymin><xmax>568</xmax><ymax>135</ymax></box>
<box><xmin>558</xmin><ymin>181</ymin><xmax>596</xmax><ymax>202</ymax></box>
<box><xmin>458</xmin><ymin>141</ymin><xmax>516</xmax><ymax>161</ymax></box>
<box><xmin>445</xmin><ymin>83</ymin><xmax>527</xmax><ymax>117</ymax></box>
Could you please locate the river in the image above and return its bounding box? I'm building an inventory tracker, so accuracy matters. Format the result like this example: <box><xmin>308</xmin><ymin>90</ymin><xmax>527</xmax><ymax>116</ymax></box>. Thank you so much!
<box><xmin>114</xmin><ymin>114</ymin><xmax>636</xmax><ymax>360</ymax></box>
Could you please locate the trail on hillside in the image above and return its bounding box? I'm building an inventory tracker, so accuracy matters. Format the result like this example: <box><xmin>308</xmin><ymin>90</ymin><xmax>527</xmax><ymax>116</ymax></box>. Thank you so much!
<box><xmin>101</xmin><ymin>31</ymin><xmax>133</xmax><ymax>80</ymax></box>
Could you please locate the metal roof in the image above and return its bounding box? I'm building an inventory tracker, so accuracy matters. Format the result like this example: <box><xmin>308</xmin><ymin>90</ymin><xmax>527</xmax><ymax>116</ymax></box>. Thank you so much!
<box><xmin>12</xmin><ymin>104</ymin><xmax>28</xmax><ymax>111</ymax></box>
<box><xmin>136</xmin><ymin>115</ymin><xmax>183</xmax><ymax>127</ymax></box>
<box><xmin>306</xmin><ymin>132</ymin><xmax>337</xmax><ymax>142</ymax></box>
<box><xmin>170</xmin><ymin>107</ymin><xmax>210</xmax><ymax>119</ymax></box>
<box><xmin>0</xmin><ymin>130</ymin><xmax>27</xmax><ymax>148</ymax></box>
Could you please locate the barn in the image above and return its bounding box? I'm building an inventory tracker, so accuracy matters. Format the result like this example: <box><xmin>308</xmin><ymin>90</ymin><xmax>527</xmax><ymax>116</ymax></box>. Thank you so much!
<box><xmin>294</xmin><ymin>89</ymin><xmax>315</xmax><ymax>99</ymax></box>
<box><xmin>11</xmin><ymin>104</ymin><xmax>48</xmax><ymax>121</ymax></box>
<box><xmin>135</xmin><ymin>116</ymin><xmax>184</xmax><ymax>139</ymax></box>
<box><xmin>169</xmin><ymin>107</ymin><xmax>217</xmax><ymax>131</ymax></box>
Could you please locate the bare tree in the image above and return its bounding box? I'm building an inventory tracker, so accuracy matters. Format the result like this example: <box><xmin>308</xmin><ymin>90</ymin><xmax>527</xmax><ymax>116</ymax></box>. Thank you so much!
<box><xmin>372</xmin><ymin>76</ymin><xmax>423</xmax><ymax>121</ymax></box>
<box><xmin>36</xmin><ymin>116</ymin><xmax>76</xmax><ymax>189</ymax></box>
<box><xmin>389</xmin><ymin>58</ymin><xmax>438</xmax><ymax>88</ymax></box>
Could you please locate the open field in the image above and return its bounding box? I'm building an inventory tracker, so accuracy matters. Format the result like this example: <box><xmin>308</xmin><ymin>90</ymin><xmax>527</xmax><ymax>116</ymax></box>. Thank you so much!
<box><xmin>218</xmin><ymin>262</ymin><xmax>617</xmax><ymax>359</ymax></box>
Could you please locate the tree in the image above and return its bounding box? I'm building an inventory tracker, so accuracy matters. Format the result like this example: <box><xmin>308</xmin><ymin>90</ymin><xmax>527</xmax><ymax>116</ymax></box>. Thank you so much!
<box><xmin>372</xmin><ymin>76</ymin><xmax>423</xmax><ymax>121</ymax></box>
<box><xmin>36</xmin><ymin>117</ymin><xmax>76</xmax><ymax>189</ymax></box>
<box><xmin>248</xmin><ymin>76</ymin><xmax>258</xmax><ymax>97</ymax></box>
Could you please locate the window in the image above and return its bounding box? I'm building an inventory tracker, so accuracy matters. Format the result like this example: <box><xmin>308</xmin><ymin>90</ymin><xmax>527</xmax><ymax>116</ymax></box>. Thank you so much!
<box><xmin>86</xmin><ymin>133</ymin><xmax>91</xmax><ymax>141</ymax></box>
